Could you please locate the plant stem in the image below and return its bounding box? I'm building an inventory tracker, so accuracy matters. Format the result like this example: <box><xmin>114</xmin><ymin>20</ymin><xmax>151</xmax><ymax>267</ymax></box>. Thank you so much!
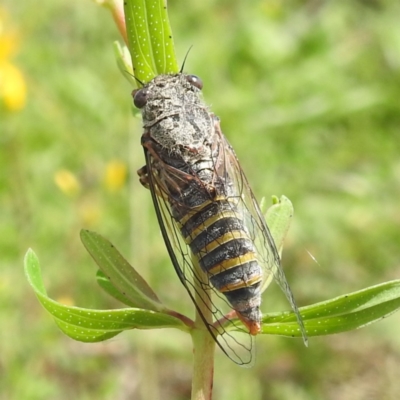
<box><xmin>191</xmin><ymin>327</ymin><xmax>215</xmax><ymax>400</ymax></box>
<box><xmin>191</xmin><ymin>261</ymin><xmax>216</xmax><ymax>400</ymax></box>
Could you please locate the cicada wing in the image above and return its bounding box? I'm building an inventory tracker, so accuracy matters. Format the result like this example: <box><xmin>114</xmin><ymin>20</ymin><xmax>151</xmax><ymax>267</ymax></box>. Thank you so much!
<box><xmin>213</xmin><ymin>122</ymin><xmax>308</xmax><ymax>345</ymax></box>
<box><xmin>143</xmin><ymin>148</ymin><xmax>256</xmax><ymax>366</ymax></box>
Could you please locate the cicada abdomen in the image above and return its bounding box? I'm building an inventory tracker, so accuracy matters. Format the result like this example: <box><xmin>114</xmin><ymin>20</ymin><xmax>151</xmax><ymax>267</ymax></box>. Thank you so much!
<box><xmin>174</xmin><ymin>193</ymin><xmax>263</xmax><ymax>335</ymax></box>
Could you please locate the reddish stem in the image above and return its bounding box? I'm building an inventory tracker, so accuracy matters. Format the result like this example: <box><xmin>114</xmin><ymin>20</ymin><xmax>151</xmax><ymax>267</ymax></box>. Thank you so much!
<box><xmin>102</xmin><ymin>0</ymin><xmax>128</xmax><ymax>44</ymax></box>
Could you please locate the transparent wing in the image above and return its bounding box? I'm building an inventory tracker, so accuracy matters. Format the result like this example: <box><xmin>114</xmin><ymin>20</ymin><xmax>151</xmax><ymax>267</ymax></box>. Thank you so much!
<box><xmin>213</xmin><ymin>120</ymin><xmax>308</xmax><ymax>345</ymax></box>
<box><xmin>143</xmin><ymin>147</ymin><xmax>256</xmax><ymax>366</ymax></box>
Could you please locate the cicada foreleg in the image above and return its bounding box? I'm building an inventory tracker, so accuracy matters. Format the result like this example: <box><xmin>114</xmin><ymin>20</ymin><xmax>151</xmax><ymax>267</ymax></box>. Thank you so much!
<box><xmin>137</xmin><ymin>165</ymin><xmax>150</xmax><ymax>189</ymax></box>
<box><xmin>142</xmin><ymin>135</ymin><xmax>211</xmax><ymax>202</ymax></box>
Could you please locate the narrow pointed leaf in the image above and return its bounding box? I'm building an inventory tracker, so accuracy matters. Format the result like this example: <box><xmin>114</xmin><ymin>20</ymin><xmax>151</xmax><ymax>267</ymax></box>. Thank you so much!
<box><xmin>265</xmin><ymin>195</ymin><xmax>293</xmax><ymax>256</ymax></box>
<box><xmin>96</xmin><ymin>269</ymin><xmax>138</xmax><ymax>307</ymax></box>
<box><xmin>260</xmin><ymin>280</ymin><xmax>400</xmax><ymax>337</ymax></box>
<box><xmin>124</xmin><ymin>0</ymin><xmax>178</xmax><ymax>83</ymax></box>
<box><xmin>144</xmin><ymin>0</ymin><xmax>178</xmax><ymax>74</ymax></box>
<box><xmin>260</xmin><ymin>195</ymin><xmax>293</xmax><ymax>293</ymax></box>
<box><xmin>52</xmin><ymin>305</ymin><xmax>187</xmax><ymax>342</ymax></box>
<box><xmin>80</xmin><ymin>229</ymin><xmax>162</xmax><ymax>311</ymax></box>
<box><xmin>24</xmin><ymin>249</ymin><xmax>188</xmax><ymax>342</ymax></box>
<box><xmin>113</xmin><ymin>41</ymin><xmax>137</xmax><ymax>87</ymax></box>
<box><xmin>124</xmin><ymin>0</ymin><xmax>156</xmax><ymax>82</ymax></box>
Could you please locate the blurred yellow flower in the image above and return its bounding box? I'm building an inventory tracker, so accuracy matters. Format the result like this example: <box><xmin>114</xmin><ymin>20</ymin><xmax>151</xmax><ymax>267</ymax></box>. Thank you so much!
<box><xmin>54</xmin><ymin>169</ymin><xmax>81</xmax><ymax>197</ymax></box>
<box><xmin>104</xmin><ymin>160</ymin><xmax>127</xmax><ymax>192</ymax></box>
<box><xmin>0</xmin><ymin>11</ymin><xmax>27</xmax><ymax>111</ymax></box>
<box><xmin>0</xmin><ymin>61</ymin><xmax>26</xmax><ymax>110</ymax></box>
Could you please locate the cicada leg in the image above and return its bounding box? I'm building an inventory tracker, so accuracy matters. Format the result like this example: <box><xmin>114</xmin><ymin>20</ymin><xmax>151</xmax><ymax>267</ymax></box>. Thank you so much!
<box><xmin>142</xmin><ymin>133</ymin><xmax>208</xmax><ymax>199</ymax></box>
<box><xmin>137</xmin><ymin>165</ymin><xmax>150</xmax><ymax>189</ymax></box>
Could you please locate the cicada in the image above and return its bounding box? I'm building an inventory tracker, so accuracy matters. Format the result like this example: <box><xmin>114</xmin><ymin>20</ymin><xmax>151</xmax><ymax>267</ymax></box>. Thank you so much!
<box><xmin>132</xmin><ymin>73</ymin><xmax>306</xmax><ymax>366</ymax></box>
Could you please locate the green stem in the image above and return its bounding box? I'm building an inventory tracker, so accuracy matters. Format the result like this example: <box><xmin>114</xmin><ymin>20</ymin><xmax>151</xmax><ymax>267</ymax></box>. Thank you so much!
<box><xmin>191</xmin><ymin>260</ymin><xmax>216</xmax><ymax>400</ymax></box>
<box><xmin>191</xmin><ymin>328</ymin><xmax>215</xmax><ymax>400</ymax></box>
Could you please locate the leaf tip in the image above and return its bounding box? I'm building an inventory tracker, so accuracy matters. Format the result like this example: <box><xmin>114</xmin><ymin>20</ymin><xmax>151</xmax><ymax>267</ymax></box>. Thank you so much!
<box><xmin>24</xmin><ymin>248</ymin><xmax>37</xmax><ymax>270</ymax></box>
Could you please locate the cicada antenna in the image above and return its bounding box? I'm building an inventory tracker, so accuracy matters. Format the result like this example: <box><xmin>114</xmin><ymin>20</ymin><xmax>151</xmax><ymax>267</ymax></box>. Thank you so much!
<box><xmin>124</xmin><ymin>69</ymin><xmax>145</xmax><ymax>87</ymax></box>
<box><xmin>129</xmin><ymin>72</ymin><xmax>144</xmax><ymax>87</ymax></box>
<box><xmin>134</xmin><ymin>76</ymin><xmax>144</xmax><ymax>86</ymax></box>
<box><xmin>180</xmin><ymin>45</ymin><xmax>194</xmax><ymax>73</ymax></box>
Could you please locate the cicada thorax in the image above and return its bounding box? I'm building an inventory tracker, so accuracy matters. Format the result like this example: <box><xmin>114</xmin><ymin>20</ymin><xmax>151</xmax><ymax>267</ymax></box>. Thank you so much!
<box><xmin>170</xmin><ymin>163</ymin><xmax>263</xmax><ymax>336</ymax></box>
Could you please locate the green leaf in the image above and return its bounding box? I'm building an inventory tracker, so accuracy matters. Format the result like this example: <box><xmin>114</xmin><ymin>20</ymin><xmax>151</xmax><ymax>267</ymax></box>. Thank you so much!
<box><xmin>24</xmin><ymin>249</ymin><xmax>188</xmax><ymax>342</ymax></box>
<box><xmin>113</xmin><ymin>41</ymin><xmax>137</xmax><ymax>87</ymax></box>
<box><xmin>80</xmin><ymin>229</ymin><xmax>162</xmax><ymax>312</ymax></box>
<box><xmin>124</xmin><ymin>0</ymin><xmax>156</xmax><ymax>82</ymax></box>
<box><xmin>144</xmin><ymin>0</ymin><xmax>177</xmax><ymax>74</ymax></box>
<box><xmin>124</xmin><ymin>0</ymin><xmax>178</xmax><ymax>83</ymax></box>
<box><xmin>265</xmin><ymin>195</ymin><xmax>293</xmax><ymax>256</ymax></box>
<box><xmin>260</xmin><ymin>280</ymin><xmax>400</xmax><ymax>337</ymax></box>
<box><xmin>96</xmin><ymin>269</ymin><xmax>137</xmax><ymax>307</ymax></box>
<box><xmin>259</xmin><ymin>195</ymin><xmax>294</xmax><ymax>293</ymax></box>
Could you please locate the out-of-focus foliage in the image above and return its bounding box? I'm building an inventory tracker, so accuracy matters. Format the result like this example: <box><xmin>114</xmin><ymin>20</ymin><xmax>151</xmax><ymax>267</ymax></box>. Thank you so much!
<box><xmin>1</xmin><ymin>1</ymin><xmax>400</xmax><ymax>399</ymax></box>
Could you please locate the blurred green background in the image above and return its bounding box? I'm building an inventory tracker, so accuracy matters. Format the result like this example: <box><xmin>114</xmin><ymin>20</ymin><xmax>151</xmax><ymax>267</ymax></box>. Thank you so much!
<box><xmin>1</xmin><ymin>0</ymin><xmax>400</xmax><ymax>399</ymax></box>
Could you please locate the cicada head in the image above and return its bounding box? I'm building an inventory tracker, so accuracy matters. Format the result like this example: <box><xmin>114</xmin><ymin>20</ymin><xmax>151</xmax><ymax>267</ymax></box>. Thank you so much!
<box><xmin>131</xmin><ymin>73</ymin><xmax>204</xmax><ymax>122</ymax></box>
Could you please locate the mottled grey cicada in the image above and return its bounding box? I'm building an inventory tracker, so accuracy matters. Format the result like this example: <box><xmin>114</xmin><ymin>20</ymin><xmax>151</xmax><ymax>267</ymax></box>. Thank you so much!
<box><xmin>132</xmin><ymin>73</ymin><xmax>306</xmax><ymax>366</ymax></box>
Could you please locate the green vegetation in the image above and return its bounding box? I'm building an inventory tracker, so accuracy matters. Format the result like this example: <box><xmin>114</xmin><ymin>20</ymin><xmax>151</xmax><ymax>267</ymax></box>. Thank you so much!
<box><xmin>2</xmin><ymin>0</ymin><xmax>400</xmax><ymax>399</ymax></box>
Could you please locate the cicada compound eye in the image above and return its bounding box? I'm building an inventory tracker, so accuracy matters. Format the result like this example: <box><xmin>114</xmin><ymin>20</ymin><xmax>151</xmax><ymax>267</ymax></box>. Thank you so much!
<box><xmin>186</xmin><ymin>74</ymin><xmax>203</xmax><ymax>90</ymax></box>
<box><xmin>132</xmin><ymin>88</ymin><xmax>149</xmax><ymax>109</ymax></box>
